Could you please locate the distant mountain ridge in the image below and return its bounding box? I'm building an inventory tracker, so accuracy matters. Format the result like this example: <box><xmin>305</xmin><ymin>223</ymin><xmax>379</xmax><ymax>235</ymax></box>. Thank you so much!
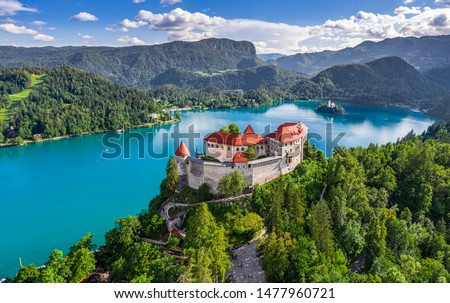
<box><xmin>271</xmin><ymin>35</ymin><xmax>450</xmax><ymax>75</ymax></box>
<box><xmin>0</xmin><ymin>39</ymin><xmax>271</xmax><ymax>90</ymax></box>
<box><xmin>258</xmin><ymin>53</ymin><xmax>285</xmax><ymax>61</ymax></box>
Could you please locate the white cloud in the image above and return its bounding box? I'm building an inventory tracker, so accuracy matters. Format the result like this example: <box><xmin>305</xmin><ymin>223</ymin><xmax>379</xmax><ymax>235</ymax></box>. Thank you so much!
<box><xmin>120</xmin><ymin>6</ymin><xmax>450</xmax><ymax>54</ymax></box>
<box><xmin>105</xmin><ymin>26</ymin><xmax>128</xmax><ymax>32</ymax></box>
<box><xmin>404</xmin><ymin>0</ymin><xmax>414</xmax><ymax>4</ymax></box>
<box><xmin>71</xmin><ymin>12</ymin><xmax>99</xmax><ymax>22</ymax></box>
<box><xmin>120</xmin><ymin>18</ymin><xmax>148</xmax><ymax>28</ymax></box>
<box><xmin>435</xmin><ymin>1</ymin><xmax>450</xmax><ymax>6</ymax></box>
<box><xmin>133</xmin><ymin>0</ymin><xmax>146</xmax><ymax>3</ymax></box>
<box><xmin>0</xmin><ymin>0</ymin><xmax>37</xmax><ymax>16</ymax></box>
<box><xmin>0</xmin><ymin>23</ymin><xmax>37</xmax><ymax>34</ymax></box>
<box><xmin>32</xmin><ymin>20</ymin><xmax>47</xmax><ymax>26</ymax></box>
<box><xmin>394</xmin><ymin>6</ymin><xmax>422</xmax><ymax>15</ymax></box>
<box><xmin>78</xmin><ymin>33</ymin><xmax>94</xmax><ymax>39</ymax></box>
<box><xmin>160</xmin><ymin>0</ymin><xmax>182</xmax><ymax>5</ymax></box>
<box><xmin>33</xmin><ymin>33</ymin><xmax>54</xmax><ymax>42</ymax></box>
<box><xmin>116</xmin><ymin>35</ymin><xmax>146</xmax><ymax>45</ymax></box>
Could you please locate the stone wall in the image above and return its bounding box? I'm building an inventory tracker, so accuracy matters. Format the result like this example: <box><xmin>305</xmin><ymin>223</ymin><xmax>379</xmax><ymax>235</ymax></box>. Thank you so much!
<box><xmin>177</xmin><ymin>134</ymin><xmax>306</xmax><ymax>194</ymax></box>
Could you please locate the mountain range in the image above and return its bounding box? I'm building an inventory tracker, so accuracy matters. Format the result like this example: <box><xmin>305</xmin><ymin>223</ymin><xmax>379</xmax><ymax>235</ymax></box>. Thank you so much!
<box><xmin>289</xmin><ymin>56</ymin><xmax>450</xmax><ymax>118</ymax></box>
<box><xmin>0</xmin><ymin>36</ymin><xmax>449</xmax><ymax>119</ymax></box>
<box><xmin>270</xmin><ymin>35</ymin><xmax>450</xmax><ymax>75</ymax></box>
<box><xmin>0</xmin><ymin>39</ymin><xmax>272</xmax><ymax>90</ymax></box>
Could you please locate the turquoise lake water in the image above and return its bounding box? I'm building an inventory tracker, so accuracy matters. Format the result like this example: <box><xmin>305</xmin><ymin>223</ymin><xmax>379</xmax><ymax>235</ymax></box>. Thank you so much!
<box><xmin>0</xmin><ymin>101</ymin><xmax>439</xmax><ymax>279</ymax></box>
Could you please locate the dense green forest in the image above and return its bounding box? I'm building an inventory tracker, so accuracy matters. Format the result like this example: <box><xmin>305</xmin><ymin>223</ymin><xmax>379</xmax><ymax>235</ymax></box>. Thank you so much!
<box><xmin>10</xmin><ymin>121</ymin><xmax>450</xmax><ymax>283</ymax></box>
<box><xmin>149</xmin><ymin>84</ymin><xmax>292</xmax><ymax>109</ymax></box>
<box><xmin>0</xmin><ymin>67</ymin><xmax>170</xmax><ymax>144</ymax></box>
<box><xmin>256</xmin><ymin>122</ymin><xmax>450</xmax><ymax>282</ymax></box>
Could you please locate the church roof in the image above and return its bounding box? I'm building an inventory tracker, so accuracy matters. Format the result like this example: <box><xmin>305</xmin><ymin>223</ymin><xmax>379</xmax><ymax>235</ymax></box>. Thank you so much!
<box><xmin>233</xmin><ymin>151</ymin><xmax>249</xmax><ymax>163</ymax></box>
<box><xmin>175</xmin><ymin>141</ymin><xmax>190</xmax><ymax>156</ymax></box>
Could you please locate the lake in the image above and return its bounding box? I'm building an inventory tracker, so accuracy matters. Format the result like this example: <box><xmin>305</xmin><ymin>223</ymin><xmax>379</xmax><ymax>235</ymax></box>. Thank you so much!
<box><xmin>0</xmin><ymin>101</ymin><xmax>438</xmax><ymax>279</ymax></box>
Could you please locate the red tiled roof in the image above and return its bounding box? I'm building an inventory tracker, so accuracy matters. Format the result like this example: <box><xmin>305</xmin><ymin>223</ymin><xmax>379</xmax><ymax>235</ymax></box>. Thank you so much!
<box><xmin>205</xmin><ymin>122</ymin><xmax>307</xmax><ymax>146</ymax></box>
<box><xmin>266</xmin><ymin>122</ymin><xmax>307</xmax><ymax>143</ymax></box>
<box><xmin>233</xmin><ymin>151</ymin><xmax>249</xmax><ymax>163</ymax></box>
<box><xmin>175</xmin><ymin>141</ymin><xmax>190</xmax><ymax>156</ymax></box>
<box><xmin>205</xmin><ymin>131</ymin><xmax>265</xmax><ymax>146</ymax></box>
<box><xmin>243</xmin><ymin>125</ymin><xmax>255</xmax><ymax>134</ymax></box>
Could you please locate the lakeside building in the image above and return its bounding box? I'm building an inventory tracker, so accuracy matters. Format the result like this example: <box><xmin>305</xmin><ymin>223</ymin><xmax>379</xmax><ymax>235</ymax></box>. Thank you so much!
<box><xmin>175</xmin><ymin>122</ymin><xmax>308</xmax><ymax>194</ymax></box>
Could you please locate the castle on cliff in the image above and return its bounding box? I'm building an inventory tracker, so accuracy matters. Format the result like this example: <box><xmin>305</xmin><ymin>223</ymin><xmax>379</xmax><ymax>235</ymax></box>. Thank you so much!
<box><xmin>175</xmin><ymin>122</ymin><xmax>308</xmax><ymax>194</ymax></box>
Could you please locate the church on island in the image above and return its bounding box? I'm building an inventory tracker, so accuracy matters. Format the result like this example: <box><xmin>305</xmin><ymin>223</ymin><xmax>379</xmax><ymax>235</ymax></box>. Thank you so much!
<box><xmin>175</xmin><ymin>122</ymin><xmax>308</xmax><ymax>194</ymax></box>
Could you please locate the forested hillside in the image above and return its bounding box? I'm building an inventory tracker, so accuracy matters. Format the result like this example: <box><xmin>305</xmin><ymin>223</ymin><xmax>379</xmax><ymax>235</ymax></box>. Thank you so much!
<box><xmin>0</xmin><ymin>39</ymin><xmax>274</xmax><ymax>90</ymax></box>
<box><xmin>11</xmin><ymin>122</ymin><xmax>450</xmax><ymax>283</ymax></box>
<box><xmin>255</xmin><ymin>122</ymin><xmax>450</xmax><ymax>282</ymax></box>
<box><xmin>0</xmin><ymin>67</ymin><xmax>169</xmax><ymax>144</ymax></box>
<box><xmin>424</xmin><ymin>66</ymin><xmax>450</xmax><ymax>90</ymax></box>
<box><xmin>151</xmin><ymin>65</ymin><xmax>304</xmax><ymax>90</ymax></box>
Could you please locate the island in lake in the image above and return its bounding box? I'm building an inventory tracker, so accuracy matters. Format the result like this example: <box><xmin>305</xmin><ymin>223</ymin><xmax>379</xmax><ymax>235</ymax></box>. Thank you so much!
<box><xmin>315</xmin><ymin>101</ymin><xmax>346</xmax><ymax>115</ymax></box>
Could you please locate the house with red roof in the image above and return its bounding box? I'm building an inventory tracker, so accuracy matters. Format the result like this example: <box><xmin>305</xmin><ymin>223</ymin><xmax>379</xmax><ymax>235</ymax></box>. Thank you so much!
<box><xmin>175</xmin><ymin>122</ymin><xmax>308</xmax><ymax>194</ymax></box>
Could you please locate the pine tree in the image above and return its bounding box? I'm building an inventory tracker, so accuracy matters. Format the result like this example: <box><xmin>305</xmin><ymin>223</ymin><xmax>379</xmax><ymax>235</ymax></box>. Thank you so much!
<box><xmin>365</xmin><ymin>214</ymin><xmax>387</xmax><ymax>269</ymax></box>
<box><xmin>310</xmin><ymin>200</ymin><xmax>335</xmax><ymax>258</ymax></box>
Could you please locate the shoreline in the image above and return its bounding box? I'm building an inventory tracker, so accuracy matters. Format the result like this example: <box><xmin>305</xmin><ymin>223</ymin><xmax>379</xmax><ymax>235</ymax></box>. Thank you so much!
<box><xmin>1</xmin><ymin>99</ymin><xmax>444</xmax><ymax>150</ymax></box>
<box><xmin>0</xmin><ymin>118</ymin><xmax>180</xmax><ymax>149</ymax></box>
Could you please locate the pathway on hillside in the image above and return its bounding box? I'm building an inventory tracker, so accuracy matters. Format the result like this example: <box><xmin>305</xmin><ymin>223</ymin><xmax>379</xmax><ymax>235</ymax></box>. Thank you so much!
<box><xmin>143</xmin><ymin>193</ymin><xmax>252</xmax><ymax>246</ymax></box>
<box><xmin>229</xmin><ymin>228</ymin><xmax>267</xmax><ymax>283</ymax></box>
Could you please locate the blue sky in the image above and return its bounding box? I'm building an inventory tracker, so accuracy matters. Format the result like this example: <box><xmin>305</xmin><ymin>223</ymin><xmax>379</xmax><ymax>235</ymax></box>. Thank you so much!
<box><xmin>0</xmin><ymin>0</ymin><xmax>449</xmax><ymax>54</ymax></box>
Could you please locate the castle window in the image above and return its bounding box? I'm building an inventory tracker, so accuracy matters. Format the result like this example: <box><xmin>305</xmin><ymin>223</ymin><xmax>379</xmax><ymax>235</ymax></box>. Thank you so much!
<box><xmin>216</xmin><ymin>144</ymin><xmax>219</xmax><ymax>148</ymax></box>
<box><xmin>241</xmin><ymin>147</ymin><xmax>245</xmax><ymax>151</ymax></box>
<box><xmin>228</xmin><ymin>147</ymin><xmax>231</xmax><ymax>151</ymax></box>
<box><xmin>236</xmin><ymin>147</ymin><xmax>239</xmax><ymax>151</ymax></box>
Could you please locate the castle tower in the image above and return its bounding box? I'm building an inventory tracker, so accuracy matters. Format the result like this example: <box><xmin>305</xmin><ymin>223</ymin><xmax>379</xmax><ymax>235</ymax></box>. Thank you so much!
<box><xmin>175</xmin><ymin>141</ymin><xmax>190</xmax><ymax>190</ymax></box>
